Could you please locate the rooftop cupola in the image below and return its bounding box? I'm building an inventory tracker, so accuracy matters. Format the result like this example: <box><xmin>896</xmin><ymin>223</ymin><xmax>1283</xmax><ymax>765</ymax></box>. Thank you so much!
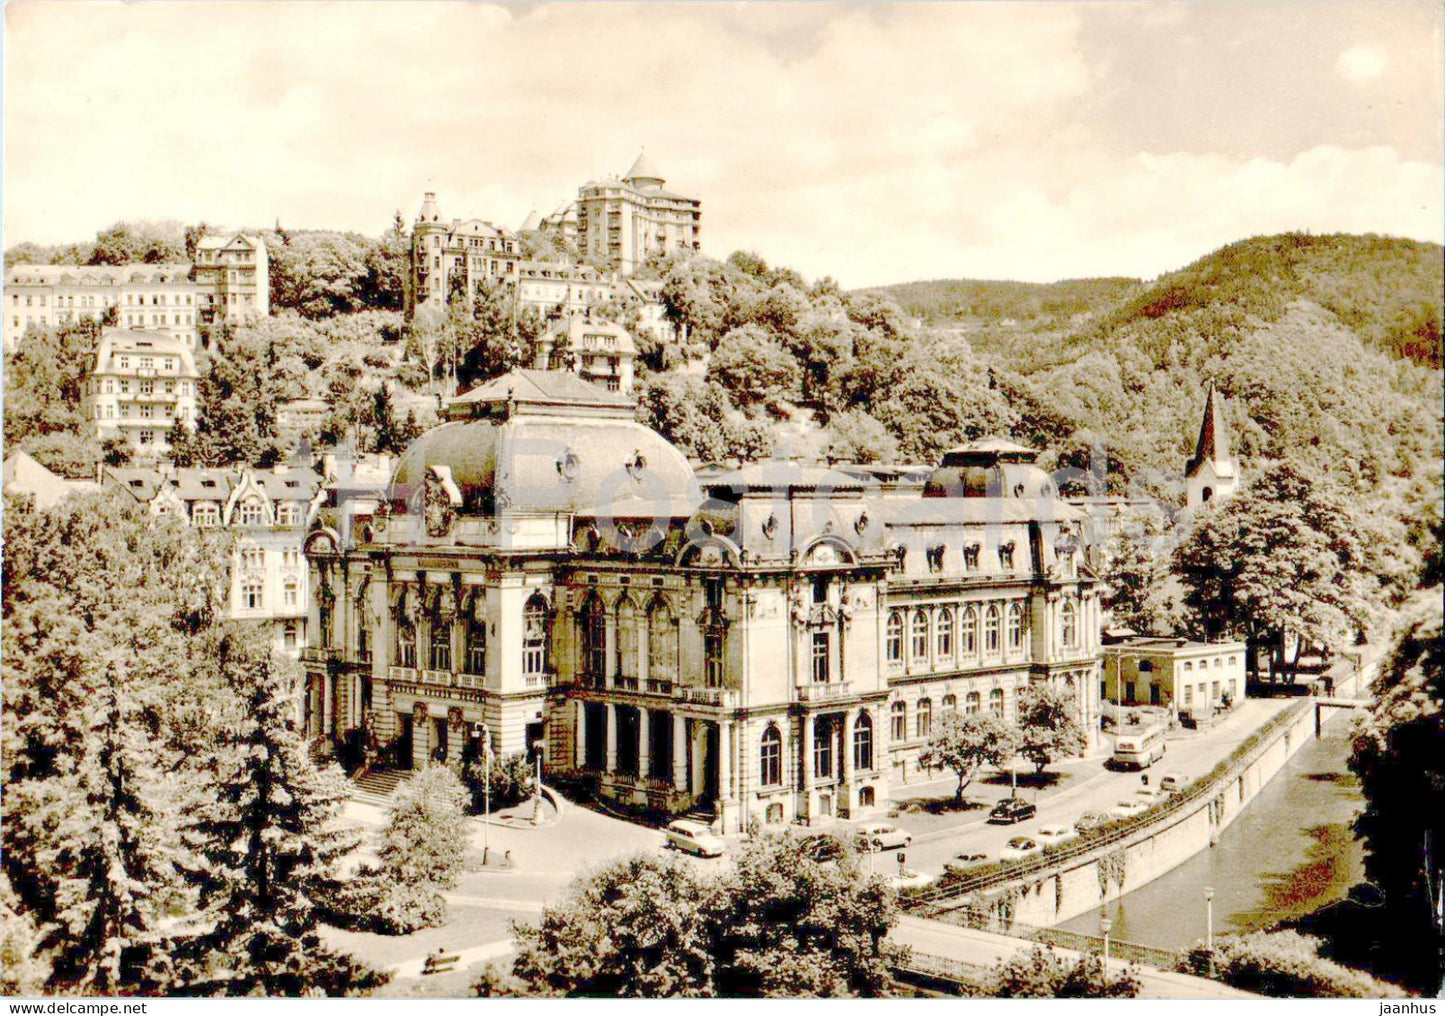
<box><xmin>417</xmin><ymin>191</ymin><xmax>442</xmax><ymax>224</ymax></box>
<box><xmin>622</xmin><ymin>149</ymin><xmax>665</xmax><ymax>190</ymax></box>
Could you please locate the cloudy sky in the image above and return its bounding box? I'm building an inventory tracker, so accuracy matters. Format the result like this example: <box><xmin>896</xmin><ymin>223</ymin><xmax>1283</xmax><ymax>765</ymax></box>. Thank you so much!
<box><xmin>4</xmin><ymin>1</ymin><xmax>1441</xmax><ymax>286</ymax></box>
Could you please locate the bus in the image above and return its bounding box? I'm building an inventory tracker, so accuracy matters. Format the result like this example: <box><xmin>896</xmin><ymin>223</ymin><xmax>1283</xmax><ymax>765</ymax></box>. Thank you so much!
<box><xmin>1112</xmin><ymin>724</ymin><xmax>1167</xmax><ymax>770</ymax></box>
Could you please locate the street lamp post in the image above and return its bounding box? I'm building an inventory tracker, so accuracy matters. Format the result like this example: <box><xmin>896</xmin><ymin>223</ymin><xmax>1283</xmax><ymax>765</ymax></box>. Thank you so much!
<box><xmin>1099</xmin><ymin>915</ymin><xmax>1113</xmax><ymax>990</ymax></box>
<box><xmin>531</xmin><ymin>740</ymin><xmax>545</xmax><ymax>825</ymax></box>
<box><xmin>474</xmin><ymin>723</ymin><xmax>490</xmax><ymax>862</ymax></box>
<box><xmin>1204</xmin><ymin>886</ymin><xmax>1216</xmax><ymax>976</ymax></box>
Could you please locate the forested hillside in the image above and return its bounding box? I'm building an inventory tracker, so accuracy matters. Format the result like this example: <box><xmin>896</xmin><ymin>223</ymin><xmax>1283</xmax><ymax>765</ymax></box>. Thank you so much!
<box><xmin>867</xmin><ymin>277</ymin><xmax>1142</xmax><ymax>328</ymax></box>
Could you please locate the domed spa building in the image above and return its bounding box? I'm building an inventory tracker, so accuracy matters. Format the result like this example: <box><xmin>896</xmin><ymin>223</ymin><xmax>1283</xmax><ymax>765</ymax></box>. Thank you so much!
<box><xmin>302</xmin><ymin>370</ymin><xmax>1103</xmax><ymax>832</ymax></box>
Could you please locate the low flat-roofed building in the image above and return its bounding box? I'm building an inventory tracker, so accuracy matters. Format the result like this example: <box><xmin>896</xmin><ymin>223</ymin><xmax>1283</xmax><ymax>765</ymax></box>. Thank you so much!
<box><xmin>1103</xmin><ymin>636</ymin><xmax>1247</xmax><ymax>718</ymax></box>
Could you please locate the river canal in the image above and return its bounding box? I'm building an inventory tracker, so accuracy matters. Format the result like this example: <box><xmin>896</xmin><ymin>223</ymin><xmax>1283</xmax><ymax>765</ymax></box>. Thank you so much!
<box><xmin>1057</xmin><ymin>708</ymin><xmax>1366</xmax><ymax>952</ymax></box>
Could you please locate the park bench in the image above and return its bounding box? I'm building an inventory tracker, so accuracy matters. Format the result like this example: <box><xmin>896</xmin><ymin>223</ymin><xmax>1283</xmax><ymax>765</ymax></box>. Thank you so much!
<box><xmin>422</xmin><ymin>951</ymin><xmax>460</xmax><ymax>976</ymax></box>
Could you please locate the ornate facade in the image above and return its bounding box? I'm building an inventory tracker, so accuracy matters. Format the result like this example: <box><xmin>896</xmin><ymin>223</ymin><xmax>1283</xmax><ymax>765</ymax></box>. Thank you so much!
<box><xmin>302</xmin><ymin>372</ymin><xmax>1102</xmax><ymax>833</ymax></box>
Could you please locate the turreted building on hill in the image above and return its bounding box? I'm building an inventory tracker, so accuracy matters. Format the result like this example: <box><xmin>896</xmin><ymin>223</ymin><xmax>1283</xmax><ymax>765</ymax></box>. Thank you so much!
<box><xmin>574</xmin><ymin>150</ymin><xmax>702</xmax><ymax>275</ymax></box>
<box><xmin>1185</xmin><ymin>383</ymin><xmax>1238</xmax><ymax>508</ymax></box>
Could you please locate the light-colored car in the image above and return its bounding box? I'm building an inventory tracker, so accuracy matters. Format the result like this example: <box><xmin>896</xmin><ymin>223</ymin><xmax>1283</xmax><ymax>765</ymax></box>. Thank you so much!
<box><xmin>854</xmin><ymin>822</ymin><xmax>912</xmax><ymax>851</ymax></box>
<box><xmin>1158</xmin><ymin>773</ymin><xmax>1188</xmax><ymax>794</ymax></box>
<box><xmin>944</xmin><ymin>851</ymin><xmax>989</xmax><ymax>874</ymax></box>
<box><xmin>1111</xmin><ymin>798</ymin><xmax>1150</xmax><ymax>819</ymax></box>
<box><xmin>888</xmin><ymin>868</ymin><xmax>937</xmax><ymax>891</ymax></box>
<box><xmin>664</xmin><ymin>819</ymin><xmax>725</xmax><ymax>858</ymax></box>
<box><xmin>1035</xmin><ymin>823</ymin><xmax>1076</xmax><ymax>847</ymax></box>
<box><xmin>1000</xmin><ymin>836</ymin><xmax>1042</xmax><ymax>860</ymax></box>
<box><xmin>1134</xmin><ymin>788</ymin><xmax>1165</xmax><ymax>806</ymax></box>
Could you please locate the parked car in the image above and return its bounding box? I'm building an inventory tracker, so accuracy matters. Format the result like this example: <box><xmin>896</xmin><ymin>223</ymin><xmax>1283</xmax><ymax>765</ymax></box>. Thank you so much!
<box><xmin>988</xmin><ymin>796</ymin><xmax>1037</xmax><ymax>824</ymax></box>
<box><xmin>854</xmin><ymin>822</ymin><xmax>912</xmax><ymax>851</ymax></box>
<box><xmin>944</xmin><ymin>851</ymin><xmax>989</xmax><ymax>874</ymax></box>
<box><xmin>1000</xmin><ymin>836</ymin><xmax>1042</xmax><ymax>861</ymax></box>
<box><xmin>1134</xmin><ymin>787</ymin><xmax>1165</xmax><ymax>806</ymax></box>
<box><xmin>1035</xmin><ymin>823</ymin><xmax>1077</xmax><ymax>847</ymax></box>
<box><xmin>1110</xmin><ymin>798</ymin><xmax>1150</xmax><ymax>819</ymax></box>
<box><xmin>799</xmin><ymin>833</ymin><xmax>846</xmax><ymax>863</ymax></box>
<box><xmin>1158</xmin><ymin>773</ymin><xmax>1188</xmax><ymax>794</ymax></box>
<box><xmin>664</xmin><ymin>819</ymin><xmax>725</xmax><ymax>858</ymax></box>
<box><xmin>888</xmin><ymin>868</ymin><xmax>937</xmax><ymax>891</ymax></box>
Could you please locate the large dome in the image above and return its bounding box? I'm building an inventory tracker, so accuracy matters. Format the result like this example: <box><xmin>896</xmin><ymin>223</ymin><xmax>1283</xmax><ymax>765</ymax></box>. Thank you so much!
<box><xmin>388</xmin><ymin>370</ymin><xmax>699</xmax><ymax>519</ymax></box>
<box><xmin>923</xmin><ymin>437</ymin><xmax>1057</xmax><ymax>499</ymax></box>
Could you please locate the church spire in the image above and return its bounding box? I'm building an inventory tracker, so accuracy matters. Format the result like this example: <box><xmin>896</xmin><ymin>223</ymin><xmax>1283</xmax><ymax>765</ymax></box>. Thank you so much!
<box><xmin>1185</xmin><ymin>382</ymin><xmax>1239</xmax><ymax>507</ymax></box>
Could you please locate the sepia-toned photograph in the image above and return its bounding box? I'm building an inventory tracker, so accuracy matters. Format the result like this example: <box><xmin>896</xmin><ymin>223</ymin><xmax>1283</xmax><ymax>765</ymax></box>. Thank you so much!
<box><xmin>1</xmin><ymin>0</ymin><xmax>1441</xmax><ymax>1005</ymax></box>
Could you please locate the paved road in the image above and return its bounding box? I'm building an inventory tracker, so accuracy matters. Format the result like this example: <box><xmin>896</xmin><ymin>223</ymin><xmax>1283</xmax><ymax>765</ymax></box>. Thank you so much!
<box><xmin>890</xmin><ymin>915</ymin><xmax>1256</xmax><ymax>999</ymax></box>
<box><xmin>866</xmin><ymin>698</ymin><xmax>1294</xmax><ymax>879</ymax></box>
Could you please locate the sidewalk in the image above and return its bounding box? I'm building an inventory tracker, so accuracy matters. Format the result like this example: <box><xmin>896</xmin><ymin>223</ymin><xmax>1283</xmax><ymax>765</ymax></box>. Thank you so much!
<box><xmin>890</xmin><ymin>915</ymin><xmax>1255</xmax><ymax>999</ymax></box>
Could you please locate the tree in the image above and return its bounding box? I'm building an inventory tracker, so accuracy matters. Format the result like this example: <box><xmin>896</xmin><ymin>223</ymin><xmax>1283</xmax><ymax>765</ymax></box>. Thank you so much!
<box><xmin>192</xmin><ymin>335</ymin><xmax>284</xmax><ymax>467</ymax></box>
<box><xmin>707</xmin><ymin>325</ymin><xmax>800</xmax><ymax>411</ymax></box>
<box><xmin>362</xmin><ymin>212</ymin><xmax>410</xmax><ymax>311</ymax></box>
<box><xmin>378</xmin><ymin>765</ymin><xmax>468</xmax><ymax>891</ymax></box>
<box><xmin>0</xmin><ymin>876</ymin><xmax>51</xmax><ymax>996</ymax></box>
<box><xmin>3</xmin><ymin>320</ymin><xmax>100</xmax><ymax>449</ymax></box>
<box><xmin>166</xmin><ymin>422</ymin><xmax>198</xmax><ymax>468</ymax></box>
<box><xmin>1173</xmin><ymin>462</ymin><xmax>1373</xmax><ymax>682</ymax></box>
<box><xmin>182</xmin><ymin>629</ymin><xmax>371</xmax><ymax>996</ymax></box>
<box><xmin>480</xmin><ymin>836</ymin><xmax>901</xmax><ymax>997</ymax></box>
<box><xmin>824</xmin><ymin>410</ymin><xmax>898</xmax><ymax>465</ymax></box>
<box><xmin>1346</xmin><ymin>594</ymin><xmax>1443</xmax><ymax>991</ymax></box>
<box><xmin>985</xmin><ymin>945</ymin><xmax>1141</xmax><ymax>998</ymax></box>
<box><xmin>918</xmin><ymin>712</ymin><xmax>1019</xmax><ymax>803</ymax></box>
<box><xmin>1015</xmin><ymin>684</ymin><xmax>1088</xmax><ymax>775</ymax></box>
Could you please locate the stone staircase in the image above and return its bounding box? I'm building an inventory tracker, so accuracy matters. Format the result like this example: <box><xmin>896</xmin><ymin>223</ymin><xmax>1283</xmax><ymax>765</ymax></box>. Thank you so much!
<box><xmin>351</xmin><ymin>767</ymin><xmax>411</xmax><ymax>809</ymax></box>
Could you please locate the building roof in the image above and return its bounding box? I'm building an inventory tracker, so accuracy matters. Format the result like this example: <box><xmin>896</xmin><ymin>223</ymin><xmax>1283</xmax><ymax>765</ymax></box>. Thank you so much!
<box><xmin>195</xmin><ymin>232</ymin><xmax>265</xmax><ymax>252</ymax></box>
<box><xmin>3</xmin><ymin>451</ymin><xmax>100</xmax><ymax>508</ymax></box>
<box><xmin>519</xmin><ymin>209</ymin><xmax>542</xmax><ymax>232</ymax></box>
<box><xmin>623</xmin><ymin>149</ymin><xmax>665</xmax><ymax>186</ymax></box>
<box><xmin>92</xmin><ymin>329</ymin><xmax>200</xmax><ymax>376</ymax></box>
<box><xmin>702</xmin><ymin>462</ymin><xmax>867</xmax><ymax>496</ymax></box>
<box><xmin>544</xmin><ymin>316</ymin><xmax>638</xmax><ymax>356</ymax></box>
<box><xmin>446</xmin><ymin>368</ymin><xmax>634</xmax><ymax>420</ymax></box>
<box><xmin>6</xmin><ymin>263</ymin><xmax>193</xmax><ymax>286</ymax></box>
<box><xmin>1186</xmin><ymin>383</ymin><xmax>1235</xmax><ymax>479</ymax></box>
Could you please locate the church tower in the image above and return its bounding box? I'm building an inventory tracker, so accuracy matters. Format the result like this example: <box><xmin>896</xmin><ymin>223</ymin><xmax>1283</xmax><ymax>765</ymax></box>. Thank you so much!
<box><xmin>1185</xmin><ymin>382</ymin><xmax>1238</xmax><ymax>508</ymax></box>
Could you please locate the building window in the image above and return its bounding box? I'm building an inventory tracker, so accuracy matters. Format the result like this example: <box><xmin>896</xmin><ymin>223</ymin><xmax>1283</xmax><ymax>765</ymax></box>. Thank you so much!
<box><xmin>429</xmin><ymin>618</ymin><xmax>452</xmax><ymax>671</ymax></box>
<box><xmin>813</xmin><ymin>718</ymin><xmax>834</xmax><ymax>780</ymax></box>
<box><xmin>704</xmin><ymin>632</ymin><xmax>724</xmax><ymax>687</ymax></box>
<box><xmin>853</xmin><ymin>712</ymin><xmax>873</xmax><ymax>772</ymax></box>
<box><xmin>1007</xmin><ymin>604</ymin><xmax>1024</xmax><ymax>651</ymax></box>
<box><xmin>523</xmin><ymin>594</ymin><xmax>549</xmax><ymax>675</ymax></box>
<box><xmin>283</xmin><ymin>581</ymin><xmax>298</xmax><ymax>608</ymax></box>
<box><xmin>192</xmin><ymin>502</ymin><xmax>219</xmax><ymax>527</ymax></box>
<box><xmin>916</xmin><ymin>698</ymin><xmax>933</xmax><ymax>738</ymax></box>
<box><xmin>396</xmin><ymin>611</ymin><xmax>417</xmax><ymax>668</ymax></box>
<box><xmin>885</xmin><ymin>611</ymin><xmax>903</xmax><ymax>663</ymax></box>
<box><xmin>911</xmin><ymin>609</ymin><xmax>929</xmax><ymax>662</ymax></box>
<box><xmin>276</xmin><ymin>502</ymin><xmax>298</xmax><ymax>525</ymax></box>
<box><xmin>647</xmin><ymin>597</ymin><xmax>676</xmax><ymax>684</ymax></box>
<box><xmin>811</xmin><ymin>631</ymin><xmax>830</xmax><ymax>683</ymax></box>
<box><xmin>961</xmin><ymin>606</ymin><xmax>978</xmax><ymax>657</ymax></box>
<box><xmin>283</xmin><ymin>623</ymin><xmax>298</xmax><ymax>650</ymax></box>
<box><xmin>241</xmin><ymin>582</ymin><xmax>263</xmax><ymax>610</ymax></box>
<box><xmin>760</xmin><ymin>725</ymin><xmax>782</xmax><ymax>786</ymax></box>
<box><xmin>890</xmin><ymin>700</ymin><xmax>906</xmax><ymax>741</ymax></box>
<box><xmin>942</xmin><ymin>694</ymin><xmax>957</xmax><ymax>714</ymax></box>
<box><xmin>966</xmin><ymin>691</ymin><xmax>981</xmax><ymax>714</ymax></box>
<box><xmin>357</xmin><ymin>607</ymin><xmax>371</xmax><ymax>662</ymax></box>
<box><xmin>1060</xmin><ymin>601</ymin><xmax>1078</xmax><ymax>649</ymax></box>
<box><xmin>936</xmin><ymin>607</ymin><xmax>953</xmax><ymax>661</ymax></box>
<box><xmin>465</xmin><ymin>608</ymin><xmax>486</xmax><ymax>674</ymax></box>
<box><xmin>581</xmin><ymin>595</ymin><xmax>606</xmax><ymax>681</ymax></box>
<box><xmin>1183</xmin><ymin>661</ymin><xmax>1193</xmax><ymax>672</ymax></box>
<box><xmin>237</xmin><ymin>498</ymin><xmax>265</xmax><ymax>526</ymax></box>
<box><xmin>985</xmin><ymin>605</ymin><xmax>1001</xmax><ymax>654</ymax></box>
<box><xmin>989</xmin><ymin>688</ymin><xmax>1004</xmax><ymax>715</ymax></box>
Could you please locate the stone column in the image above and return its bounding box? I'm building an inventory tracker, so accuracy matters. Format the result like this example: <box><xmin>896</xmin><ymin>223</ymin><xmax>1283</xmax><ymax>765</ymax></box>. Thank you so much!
<box><xmin>672</xmin><ymin>713</ymin><xmax>688</xmax><ymax>791</ymax></box>
<box><xmin>841</xmin><ymin>710</ymin><xmax>854</xmax><ymax>785</ymax></box>
<box><xmin>321</xmin><ymin>667</ymin><xmax>333</xmax><ymax>743</ymax></box>
<box><xmin>605</xmin><ymin>702</ymin><xmax>618</xmax><ymax>773</ymax></box>
<box><xmin>718</xmin><ymin>720</ymin><xmax>732</xmax><ymax>803</ymax></box>
<box><xmin>801</xmin><ymin>713</ymin><xmax>815</xmax><ymax>793</ymax></box>
<box><xmin>638</xmin><ymin>705</ymin><xmax>651</xmax><ymax>780</ymax></box>
<box><xmin>575</xmin><ymin>700</ymin><xmax>587</xmax><ymax>769</ymax></box>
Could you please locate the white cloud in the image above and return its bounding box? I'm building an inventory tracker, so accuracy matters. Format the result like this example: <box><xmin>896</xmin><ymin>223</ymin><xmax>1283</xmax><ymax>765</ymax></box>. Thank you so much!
<box><xmin>1337</xmin><ymin>44</ymin><xmax>1388</xmax><ymax>81</ymax></box>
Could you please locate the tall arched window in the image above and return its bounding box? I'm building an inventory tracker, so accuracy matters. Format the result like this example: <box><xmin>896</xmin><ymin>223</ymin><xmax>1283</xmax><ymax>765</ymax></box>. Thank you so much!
<box><xmin>616</xmin><ymin>597</ymin><xmax>639</xmax><ymax>682</ymax></box>
<box><xmin>916</xmin><ymin>698</ymin><xmax>933</xmax><ymax>738</ymax></box>
<box><xmin>989</xmin><ymin>687</ymin><xmax>1004</xmax><ymax>715</ymax></box>
<box><xmin>394</xmin><ymin>590</ymin><xmax>416</xmax><ymax>668</ymax></box>
<box><xmin>911</xmin><ymin>609</ymin><xmax>929</xmax><ymax>662</ymax></box>
<box><xmin>647</xmin><ymin>597</ymin><xmax>676</xmax><ymax>687</ymax></box>
<box><xmin>1007</xmin><ymin>603</ymin><xmax>1024</xmax><ymax>652</ymax></box>
<box><xmin>464</xmin><ymin>594</ymin><xmax>486</xmax><ymax>675</ymax></box>
<box><xmin>936</xmin><ymin>607</ymin><xmax>954</xmax><ymax>661</ymax></box>
<box><xmin>1060</xmin><ymin>600</ymin><xmax>1078</xmax><ymax>649</ymax></box>
<box><xmin>890</xmin><ymin>700</ymin><xmax>906</xmax><ymax>741</ymax></box>
<box><xmin>523</xmin><ymin>593</ymin><xmax>549</xmax><ymax>676</ymax></box>
<box><xmin>961</xmin><ymin>606</ymin><xmax>979</xmax><ymax>658</ymax></box>
<box><xmin>580</xmin><ymin>595</ymin><xmax>607</xmax><ymax>682</ymax></box>
<box><xmin>429</xmin><ymin>610</ymin><xmax>452</xmax><ymax>671</ymax></box>
<box><xmin>885</xmin><ymin>611</ymin><xmax>904</xmax><ymax>664</ymax></box>
<box><xmin>759</xmin><ymin>725</ymin><xmax>782</xmax><ymax>786</ymax></box>
<box><xmin>966</xmin><ymin>690</ymin><xmax>981</xmax><ymax>714</ymax></box>
<box><xmin>984</xmin><ymin>605</ymin><xmax>1001</xmax><ymax>654</ymax></box>
<box><xmin>942</xmin><ymin>693</ymin><xmax>957</xmax><ymax>714</ymax></box>
<box><xmin>853</xmin><ymin>711</ymin><xmax>874</xmax><ymax>772</ymax></box>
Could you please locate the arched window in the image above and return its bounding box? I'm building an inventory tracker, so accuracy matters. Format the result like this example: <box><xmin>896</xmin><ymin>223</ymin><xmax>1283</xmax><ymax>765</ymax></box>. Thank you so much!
<box><xmin>853</xmin><ymin>712</ymin><xmax>874</xmax><ymax>772</ymax></box>
<box><xmin>1060</xmin><ymin>600</ymin><xmax>1078</xmax><ymax>649</ymax></box>
<box><xmin>911</xmin><ymin>609</ymin><xmax>929</xmax><ymax>662</ymax></box>
<box><xmin>1202</xmin><ymin>487</ymin><xmax>1213</xmax><ymax>503</ymax></box>
<box><xmin>890</xmin><ymin>700</ymin><xmax>906</xmax><ymax>741</ymax></box>
<box><xmin>966</xmin><ymin>691</ymin><xmax>981</xmax><ymax>714</ymax></box>
<box><xmin>581</xmin><ymin>595</ymin><xmax>606</xmax><ymax>682</ymax></box>
<box><xmin>647</xmin><ymin>597</ymin><xmax>677</xmax><ymax>686</ymax></box>
<box><xmin>961</xmin><ymin>606</ymin><xmax>978</xmax><ymax>658</ymax></box>
<box><xmin>1007</xmin><ymin>603</ymin><xmax>1024</xmax><ymax>652</ymax></box>
<box><xmin>885</xmin><ymin>610</ymin><xmax>904</xmax><ymax>664</ymax></box>
<box><xmin>523</xmin><ymin>594</ymin><xmax>549</xmax><ymax>676</ymax></box>
<box><xmin>464</xmin><ymin>595</ymin><xmax>486</xmax><ymax>675</ymax></box>
<box><xmin>394</xmin><ymin>591</ymin><xmax>416</xmax><ymax>668</ymax></box>
<box><xmin>429</xmin><ymin>610</ymin><xmax>452</xmax><ymax>671</ymax></box>
<box><xmin>759</xmin><ymin>725</ymin><xmax>782</xmax><ymax>786</ymax></box>
<box><xmin>942</xmin><ymin>693</ymin><xmax>957</xmax><ymax>714</ymax></box>
<box><xmin>858</xmin><ymin>786</ymin><xmax>875</xmax><ymax>808</ymax></box>
<box><xmin>916</xmin><ymin>698</ymin><xmax>933</xmax><ymax>738</ymax></box>
<box><xmin>984</xmin><ymin>605</ymin><xmax>1001</xmax><ymax>654</ymax></box>
<box><xmin>1183</xmin><ymin>661</ymin><xmax>1193</xmax><ymax>672</ymax></box>
<box><xmin>989</xmin><ymin>687</ymin><xmax>1004</xmax><ymax>715</ymax></box>
<box><xmin>616</xmin><ymin>597</ymin><xmax>639</xmax><ymax>682</ymax></box>
<box><xmin>936</xmin><ymin>607</ymin><xmax>954</xmax><ymax>661</ymax></box>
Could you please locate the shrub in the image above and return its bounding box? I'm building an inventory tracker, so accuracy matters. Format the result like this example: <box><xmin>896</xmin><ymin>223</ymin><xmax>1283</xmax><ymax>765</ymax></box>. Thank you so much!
<box><xmin>1186</xmin><ymin>930</ymin><xmax>1407</xmax><ymax>998</ymax></box>
<box><xmin>985</xmin><ymin>945</ymin><xmax>1141</xmax><ymax>998</ymax></box>
<box><xmin>315</xmin><ymin>870</ymin><xmax>447</xmax><ymax>936</ymax></box>
<box><xmin>380</xmin><ymin>765</ymin><xmax>469</xmax><ymax>890</ymax></box>
<box><xmin>461</xmin><ymin>751</ymin><xmax>534</xmax><ymax>812</ymax></box>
